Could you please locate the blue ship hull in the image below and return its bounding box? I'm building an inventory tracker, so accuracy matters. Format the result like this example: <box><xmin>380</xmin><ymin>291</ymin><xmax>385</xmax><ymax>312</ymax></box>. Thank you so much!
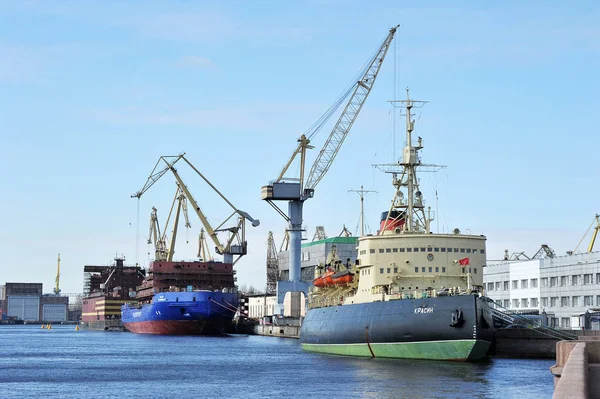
<box><xmin>121</xmin><ymin>291</ymin><xmax>238</xmax><ymax>335</ymax></box>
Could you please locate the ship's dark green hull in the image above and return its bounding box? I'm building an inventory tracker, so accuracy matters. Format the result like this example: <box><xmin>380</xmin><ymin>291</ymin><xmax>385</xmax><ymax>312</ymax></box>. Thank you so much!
<box><xmin>300</xmin><ymin>294</ymin><xmax>494</xmax><ymax>361</ymax></box>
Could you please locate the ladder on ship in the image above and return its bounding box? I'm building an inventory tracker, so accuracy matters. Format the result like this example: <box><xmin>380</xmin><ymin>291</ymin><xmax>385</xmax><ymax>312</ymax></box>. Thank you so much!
<box><xmin>482</xmin><ymin>297</ymin><xmax>576</xmax><ymax>341</ymax></box>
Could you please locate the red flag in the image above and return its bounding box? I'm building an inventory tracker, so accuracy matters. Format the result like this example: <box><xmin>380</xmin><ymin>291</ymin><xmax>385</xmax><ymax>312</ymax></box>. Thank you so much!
<box><xmin>458</xmin><ymin>257</ymin><xmax>470</xmax><ymax>266</ymax></box>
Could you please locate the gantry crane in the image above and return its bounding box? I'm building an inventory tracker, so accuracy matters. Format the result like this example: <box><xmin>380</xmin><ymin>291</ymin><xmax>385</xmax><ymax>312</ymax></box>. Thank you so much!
<box><xmin>133</xmin><ymin>154</ymin><xmax>259</xmax><ymax>265</ymax></box>
<box><xmin>261</xmin><ymin>26</ymin><xmax>398</xmax><ymax>312</ymax></box>
<box><xmin>53</xmin><ymin>254</ymin><xmax>61</xmax><ymax>295</ymax></box>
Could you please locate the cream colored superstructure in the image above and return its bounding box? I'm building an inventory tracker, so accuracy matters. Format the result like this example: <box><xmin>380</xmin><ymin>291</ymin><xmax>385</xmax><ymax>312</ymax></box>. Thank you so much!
<box><xmin>350</xmin><ymin>234</ymin><xmax>485</xmax><ymax>304</ymax></box>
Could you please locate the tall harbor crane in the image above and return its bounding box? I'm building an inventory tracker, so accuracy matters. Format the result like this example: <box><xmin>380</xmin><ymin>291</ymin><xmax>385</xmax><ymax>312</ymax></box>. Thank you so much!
<box><xmin>53</xmin><ymin>254</ymin><xmax>61</xmax><ymax>295</ymax></box>
<box><xmin>133</xmin><ymin>154</ymin><xmax>260</xmax><ymax>265</ymax></box>
<box><xmin>572</xmin><ymin>214</ymin><xmax>600</xmax><ymax>253</ymax></box>
<box><xmin>266</xmin><ymin>232</ymin><xmax>279</xmax><ymax>295</ymax></box>
<box><xmin>261</xmin><ymin>26</ymin><xmax>398</xmax><ymax>311</ymax></box>
<box><xmin>197</xmin><ymin>229</ymin><xmax>213</xmax><ymax>262</ymax></box>
<box><xmin>147</xmin><ymin>185</ymin><xmax>192</xmax><ymax>262</ymax></box>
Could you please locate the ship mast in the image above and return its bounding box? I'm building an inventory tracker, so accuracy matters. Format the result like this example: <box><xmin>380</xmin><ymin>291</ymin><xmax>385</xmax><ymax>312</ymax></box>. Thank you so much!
<box><xmin>376</xmin><ymin>88</ymin><xmax>444</xmax><ymax>234</ymax></box>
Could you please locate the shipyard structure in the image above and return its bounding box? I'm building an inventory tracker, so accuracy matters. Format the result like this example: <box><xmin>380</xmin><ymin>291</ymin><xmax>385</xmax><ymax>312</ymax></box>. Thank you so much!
<box><xmin>80</xmin><ymin>257</ymin><xmax>145</xmax><ymax>330</ymax></box>
<box><xmin>484</xmin><ymin>249</ymin><xmax>600</xmax><ymax>329</ymax></box>
<box><xmin>0</xmin><ymin>283</ymin><xmax>69</xmax><ymax>322</ymax></box>
<box><xmin>247</xmin><ymin>235</ymin><xmax>358</xmax><ymax>320</ymax></box>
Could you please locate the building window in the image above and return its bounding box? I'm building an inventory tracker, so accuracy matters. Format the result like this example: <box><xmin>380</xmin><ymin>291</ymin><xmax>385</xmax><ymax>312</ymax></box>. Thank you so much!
<box><xmin>462</xmin><ymin>268</ymin><xmax>466</xmax><ymax>274</ymax></box>
<box><xmin>480</xmin><ymin>249</ymin><xmax>485</xmax><ymax>254</ymax></box>
<box><xmin>521</xmin><ymin>298</ymin><xmax>529</xmax><ymax>308</ymax></box>
<box><xmin>487</xmin><ymin>283</ymin><xmax>494</xmax><ymax>291</ymax></box>
<box><xmin>512</xmin><ymin>280</ymin><xmax>518</xmax><ymax>289</ymax></box>
<box><xmin>561</xmin><ymin>318</ymin><xmax>571</xmax><ymax>328</ymax></box>
<box><xmin>572</xmin><ymin>296</ymin><xmax>580</xmax><ymax>307</ymax></box>
<box><xmin>379</xmin><ymin>249</ymin><xmax>384</xmax><ymax>254</ymax></box>
<box><xmin>521</xmin><ymin>279</ymin><xmax>528</xmax><ymax>289</ymax></box>
<box><xmin>414</xmin><ymin>247</ymin><xmax>419</xmax><ymax>252</ymax></box>
<box><xmin>449</xmin><ymin>248</ymin><xmax>454</xmax><ymax>252</ymax></box>
<box><xmin>393</xmin><ymin>248</ymin><xmax>398</xmax><ymax>253</ymax></box>
<box><xmin>584</xmin><ymin>274</ymin><xmax>592</xmax><ymax>285</ymax></box>
<box><xmin>496</xmin><ymin>300</ymin><xmax>502</xmax><ymax>306</ymax></box>
<box><xmin>597</xmin><ymin>273</ymin><xmax>600</xmax><ymax>284</ymax></box>
<box><xmin>394</xmin><ymin>267</ymin><xmax>398</xmax><ymax>273</ymax></box>
<box><xmin>531</xmin><ymin>278</ymin><xmax>538</xmax><ymax>288</ymax></box>
<box><xmin>421</xmin><ymin>267</ymin><xmax>425</xmax><ymax>272</ymax></box>
<box><xmin>504</xmin><ymin>281</ymin><xmax>509</xmax><ymax>290</ymax></box>
<box><xmin>420</xmin><ymin>247</ymin><xmax>425</xmax><ymax>252</ymax></box>
<box><xmin>541</xmin><ymin>278</ymin><xmax>548</xmax><ymax>287</ymax></box>
<box><xmin>503</xmin><ymin>299</ymin><xmax>510</xmax><ymax>308</ymax></box>
<box><xmin>399</xmin><ymin>248</ymin><xmax>405</xmax><ymax>252</ymax></box>
<box><xmin>370</xmin><ymin>249</ymin><xmax>375</xmax><ymax>254</ymax></box>
<box><xmin>550</xmin><ymin>277</ymin><xmax>558</xmax><ymax>287</ymax></box>
<box><xmin>467</xmin><ymin>249</ymin><xmax>471</xmax><ymax>253</ymax></box>
<box><xmin>442</xmin><ymin>267</ymin><xmax>446</xmax><ymax>273</ymax></box>
<box><xmin>550</xmin><ymin>318</ymin><xmax>559</xmax><ymax>328</ymax></box>
<box><xmin>441</xmin><ymin>248</ymin><xmax>446</xmax><ymax>252</ymax></box>
<box><xmin>474</xmin><ymin>268</ymin><xmax>477</xmax><ymax>274</ymax></box>
<box><xmin>433</xmin><ymin>247</ymin><xmax>439</xmax><ymax>252</ymax></box>
<box><xmin>386</xmin><ymin>248</ymin><xmax>391</xmax><ymax>253</ymax></box>
<box><xmin>428</xmin><ymin>267</ymin><xmax>433</xmax><ymax>273</ymax></box>
<box><xmin>572</xmin><ymin>275</ymin><xmax>579</xmax><ymax>285</ymax></box>
<box><xmin>415</xmin><ymin>267</ymin><xmax>419</xmax><ymax>273</ymax></box>
<box><xmin>407</xmin><ymin>248</ymin><xmax>412</xmax><ymax>252</ymax></box>
<box><xmin>435</xmin><ymin>267</ymin><xmax>439</xmax><ymax>272</ymax></box>
<box><xmin>387</xmin><ymin>268</ymin><xmax>391</xmax><ymax>273</ymax></box>
<box><xmin>512</xmin><ymin>299</ymin><xmax>519</xmax><ymax>308</ymax></box>
<box><xmin>380</xmin><ymin>268</ymin><xmax>384</xmax><ymax>274</ymax></box>
<box><xmin>561</xmin><ymin>297</ymin><xmax>569</xmax><ymax>307</ymax></box>
<box><xmin>597</xmin><ymin>296</ymin><xmax>600</xmax><ymax>306</ymax></box>
<box><xmin>561</xmin><ymin>276</ymin><xmax>568</xmax><ymax>286</ymax></box>
<box><xmin>584</xmin><ymin>296</ymin><xmax>593</xmax><ymax>306</ymax></box>
<box><xmin>460</xmin><ymin>248</ymin><xmax>465</xmax><ymax>253</ymax></box>
<box><xmin>541</xmin><ymin>297</ymin><xmax>548</xmax><ymax>307</ymax></box>
<box><xmin>531</xmin><ymin>298</ymin><xmax>538</xmax><ymax>307</ymax></box>
<box><xmin>495</xmin><ymin>282</ymin><xmax>501</xmax><ymax>290</ymax></box>
<box><xmin>551</xmin><ymin>297</ymin><xmax>558</xmax><ymax>307</ymax></box>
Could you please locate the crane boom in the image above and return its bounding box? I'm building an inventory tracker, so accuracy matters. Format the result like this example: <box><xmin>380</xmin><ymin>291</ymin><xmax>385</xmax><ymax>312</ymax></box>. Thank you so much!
<box><xmin>134</xmin><ymin>154</ymin><xmax>260</xmax><ymax>265</ymax></box>
<box><xmin>304</xmin><ymin>25</ymin><xmax>398</xmax><ymax>191</ymax></box>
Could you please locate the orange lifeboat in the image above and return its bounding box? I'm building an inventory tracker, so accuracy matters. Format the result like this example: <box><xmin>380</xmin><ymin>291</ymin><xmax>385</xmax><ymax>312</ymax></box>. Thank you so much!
<box><xmin>332</xmin><ymin>270</ymin><xmax>354</xmax><ymax>286</ymax></box>
<box><xmin>313</xmin><ymin>275</ymin><xmax>325</xmax><ymax>288</ymax></box>
<box><xmin>313</xmin><ymin>269</ymin><xmax>335</xmax><ymax>288</ymax></box>
<box><xmin>322</xmin><ymin>270</ymin><xmax>335</xmax><ymax>287</ymax></box>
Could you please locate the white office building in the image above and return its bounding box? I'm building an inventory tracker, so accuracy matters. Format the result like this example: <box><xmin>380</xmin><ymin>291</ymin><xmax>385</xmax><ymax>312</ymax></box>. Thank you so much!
<box><xmin>484</xmin><ymin>251</ymin><xmax>600</xmax><ymax>329</ymax></box>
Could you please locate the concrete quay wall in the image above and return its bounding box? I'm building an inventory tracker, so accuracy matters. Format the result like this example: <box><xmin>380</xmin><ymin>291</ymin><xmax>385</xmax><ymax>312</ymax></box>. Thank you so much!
<box><xmin>252</xmin><ymin>324</ymin><xmax>300</xmax><ymax>339</ymax></box>
<box><xmin>550</xmin><ymin>340</ymin><xmax>600</xmax><ymax>399</ymax></box>
<box><xmin>493</xmin><ymin>330</ymin><xmax>600</xmax><ymax>359</ymax></box>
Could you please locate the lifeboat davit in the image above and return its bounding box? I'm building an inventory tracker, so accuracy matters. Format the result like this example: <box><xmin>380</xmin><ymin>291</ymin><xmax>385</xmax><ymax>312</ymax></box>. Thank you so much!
<box><xmin>332</xmin><ymin>270</ymin><xmax>354</xmax><ymax>286</ymax></box>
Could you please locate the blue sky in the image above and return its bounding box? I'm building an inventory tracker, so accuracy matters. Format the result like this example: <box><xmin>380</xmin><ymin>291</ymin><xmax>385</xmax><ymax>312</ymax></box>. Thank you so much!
<box><xmin>1</xmin><ymin>1</ymin><xmax>599</xmax><ymax>294</ymax></box>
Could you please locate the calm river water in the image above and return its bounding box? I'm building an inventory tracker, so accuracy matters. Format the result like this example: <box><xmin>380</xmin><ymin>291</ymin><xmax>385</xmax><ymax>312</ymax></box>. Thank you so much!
<box><xmin>0</xmin><ymin>325</ymin><xmax>554</xmax><ymax>399</ymax></box>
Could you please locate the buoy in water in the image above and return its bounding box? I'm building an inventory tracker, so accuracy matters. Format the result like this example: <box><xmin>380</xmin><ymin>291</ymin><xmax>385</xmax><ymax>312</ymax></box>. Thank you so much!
<box><xmin>41</xmin><ymin>324</ymin><xmax>45</xmax><ymax>329</ymax></box>
<box><xmin>75</xmin><ymin>325</ymin><xmax>79</xmax><ymax>331</ymax></box>
<box><xmin>47</xmin><ymin>324</ymin><xmax>51</xmax><ymax>330</ymax></box>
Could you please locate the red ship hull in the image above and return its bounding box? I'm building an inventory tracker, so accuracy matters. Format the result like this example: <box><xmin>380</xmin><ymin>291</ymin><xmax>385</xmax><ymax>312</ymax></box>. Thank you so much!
<box><xmin>124</xmin><ymin>320</ymin><xmax>229</xmax><ymax>335</ymax></box>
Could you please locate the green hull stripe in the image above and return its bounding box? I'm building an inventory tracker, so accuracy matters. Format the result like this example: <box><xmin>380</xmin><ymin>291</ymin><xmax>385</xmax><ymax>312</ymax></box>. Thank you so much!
<box><xmin>302</xmin><ymin>339</ymin><xmax>491</xmax><ymax>361</ymax></box>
